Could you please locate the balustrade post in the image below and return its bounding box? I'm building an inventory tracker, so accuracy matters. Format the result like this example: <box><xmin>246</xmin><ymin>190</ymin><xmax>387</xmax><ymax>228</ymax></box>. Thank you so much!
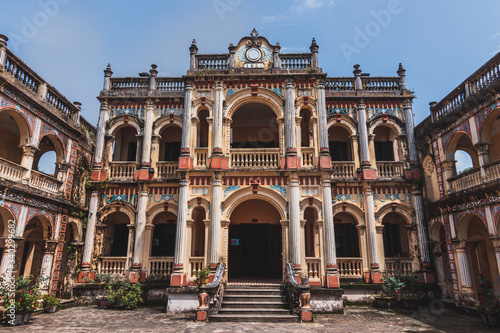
<box><xmin>190</xmin><ymin>40</ymin><xmax>198</xmax><ymax>71</ymax></box>
<box><xmin>228</xmin><ymin>43</ymin><xmax>236</xmax><ymax>69</ymax></box>
<box><xmin>441</xmin><ymin>160</ymin><xmax>455</xmax><ymax>193</ymax></box>
<box><xmin>172</xmin><ymin>176</ymin><xmax>189</xmax><ymax>286</ymax></box>
<box><xmin>273</xmin><ymin>43</ymin><xmax>281</xmax><ymax>69</ymax></box>
<box><xmin>81</xmin><ymin>192</ymin><xmax>99</xmax><ymax>272</ymax></box>
<box><xmin>0</xmin><ymin>34</ymin><xmax>7</xmax><ymax>70</ymax></box>
<box><xmin>310</xmin><ymin>38</ymin><xmax>319</xmax><ymax>69</ymax></box>
<box><xmin>397</xmin><ymin>63</ymin><xmax>407</xmax><ymax>91</ymax></box>
<box><xmin>475</xmin><ymin>142</ymin><xmax>490</xmax><ymax>179</ymax></box>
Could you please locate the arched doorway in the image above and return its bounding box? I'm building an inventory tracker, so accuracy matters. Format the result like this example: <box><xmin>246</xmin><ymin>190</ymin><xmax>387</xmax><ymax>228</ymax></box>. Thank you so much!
<box><xmin>150</xmin><ymin>211</ymin><xmax>177</xmax><ymax>257</ymax></box>
<box><xmin>102</xmin><ymin>212</ymin><xmax>130</xmax><ymax>257</ymax></box>
<box><xmin>18</xmin><ymin>215</ymin><xmax>51</xmax><ymax>279</ymax></box>
<box><xmin>430</xmin><ymin>222</ymin><xmax>453</xmax><ymax>297</ymax></box>
<box><xmin>334</xmin><ymin>212</ymin><xmax>360</xmax><ymax>257</ymax></box>
<box><xmin>228</xmin><ymin>199</ymin><xmax>282</xmax><ymax>279</ymax></box>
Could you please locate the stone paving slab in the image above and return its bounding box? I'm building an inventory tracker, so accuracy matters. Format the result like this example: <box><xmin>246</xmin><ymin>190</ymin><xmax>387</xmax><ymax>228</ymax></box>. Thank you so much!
<box><xmin>3</xmin><ymin>304</ymin><xmax>498</xmax><ymax>332</ymax></box>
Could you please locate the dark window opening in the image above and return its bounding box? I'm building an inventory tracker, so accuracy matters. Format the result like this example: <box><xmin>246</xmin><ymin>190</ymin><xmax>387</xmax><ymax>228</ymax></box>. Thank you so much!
<box><xmin>127</xmin><ymin>142</ymin><xmax>137</xmax><ymax>161</ymax></box>
<box><xmin>329</xmin><ymin>141</ymin><xmax>349</xmax><ymax>161</ymax></box>
<box><xmin>375</xmin><ymin>141</ymin><xmax>394</xmax><ymax>161</ymax></box>
<box><xmin>383</xmin><ymin>223</ymin><xmax>402</xmax><ymax>257</ymax></box>
<box><xmin>335</xmin><ymin>224</ymin><xmax>360</xmax><ymax>257</ymax></box>
<box><xmin>152</xmin><ymin>223</ymin><xmax>176</xmax><ymax>257</ymax></box>
<box><xmin>110</xmin><ymin>224</ymin><xmax>129</xmax><ymax>256</ymax></box>
<box><xmin>164</xmin><ymin>142</ymin><xmax>181</xmax><ymax>161</ymax></box>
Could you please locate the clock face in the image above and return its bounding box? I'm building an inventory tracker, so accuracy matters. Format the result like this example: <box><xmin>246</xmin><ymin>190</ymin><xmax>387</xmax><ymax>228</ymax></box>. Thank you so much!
<box><xmin>246</xmin><ymin>47</ymin><xmax>262</xmax><ymax>62</ymax></box>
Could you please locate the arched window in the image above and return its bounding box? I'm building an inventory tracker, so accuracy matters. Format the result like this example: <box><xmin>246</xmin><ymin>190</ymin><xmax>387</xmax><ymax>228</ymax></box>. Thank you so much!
<box><xmin>231</xmin><ymin>103</ymin><xmax>278</xmax><ymax>148</ymax></box>
<box><xmin>374</xmin><ymin>126</ymin><xmax>398</xmax><ymax>161</ymax></box>
<box><xmin>112</xmin><ymin>126</ymin><xmax>138</xmax><ymax>161</ymax></box>
<box><xmin>382</xmin><ymin>212</ymin><xmax>409</xmax><ymax>258</ymax></box>
<box><xmin>197</xmin><ymin>109</ymin><xmax>209</xmax><ymax>148</ymax></box>
<box><xmin>300</xmin><ymin>109</ymin><xmax>312</xmax><ymax>147</ymax></box>
<box><xmin>159</xmin><ymin>126</ymin><xmax>182</xmax><ymax>161</ymax></box>
<box><xmin>334</xmin><ymin>212</ymin><xmax>360</xmax><ymax>257</ymax></box>
<box><xmin>0</xmin><ymin>109</ymin><xmax>28</xmax><ymax>165</ymax></box>
<box><xmin>33</xmin><ymin>135</ymin><xmax>64</xmax><ymax>176</ymax></box>
<box><xmin>151</xmin><ymin>211</ymin><xmax>177</xmax><ymax>257</ymax></box>
<box><xmin>329</xmin><ymin>126</ymin><xmax>352</xmax><ymax>161</ymax></box>
<box><xmin>102</xmin><ymin>212</ymin><xmax>130</xmax><ymax>257</ymax></box>
<box><xmin>191</xmin><ymin>207</ymin><xmax>206</xmax><ymax>256</ymax></box>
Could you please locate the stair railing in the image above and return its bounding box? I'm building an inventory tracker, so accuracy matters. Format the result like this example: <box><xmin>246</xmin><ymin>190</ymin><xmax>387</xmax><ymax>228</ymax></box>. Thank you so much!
<box><xmin>285</xmin><ymin>262</ymin><xmax>301</xmax><ymax>314</ymax></box>
<box><xmin>206</xmin><ymin>263</ymin><xmax>226</xmax><ymax>315</ymax></box>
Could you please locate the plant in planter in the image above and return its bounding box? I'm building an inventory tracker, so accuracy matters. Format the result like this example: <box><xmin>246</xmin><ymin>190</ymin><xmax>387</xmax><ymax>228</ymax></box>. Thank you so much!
<box><xmin>194</xmin><ymin>266</ymin><xmax>211</xmax><ymax>287</ymax></box>
<box><xmin>43</xmin><ymin>294</ymin><xmax>61</xmax><ymax>313</ymax></box>
<box><xmin>299</xmin><ymin>272</ymin><xmax>309</xmax><ymax>285</ymax></box>
<box><xmin>399</xmin><ymin>271</ymin><xmax>424</xmax><ymax>309</ymax></box>
<box><xmin>104</xmin><ymin>275</ymin><xmax>143</xmax><ymax>310</ymax></box>
<box><xmin>477</xmin><ymin>275</ymin><xmax>500</xmax><ymax>327</ymax></box>
<box><xmin>11</xmin><ymin>276</ymin><xmax>42</xmax><ymax>325</ymax></box>
<box><xmin>375</xmin><ymin>273</ymin><xmax>405</xmax><ymax>309</ymax></box>
<box><xmin>94</xmin><ymin>273</ymin><xmax>111</xmax><ymax>308</ymax></box>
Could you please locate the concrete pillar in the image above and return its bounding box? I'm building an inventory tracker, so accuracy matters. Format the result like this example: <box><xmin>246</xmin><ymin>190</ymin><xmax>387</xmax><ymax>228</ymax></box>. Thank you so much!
<box><xmin>310</xmin><ymin>38</ymin><xmax>319</xmax><ymax>69</ymax></box>
<box><xmin>20</xmin><ymin>145</ymin><xmax>37</xmax><ymax>183</ymax></box>
<box><xmin>475</xmin><ymin>143</ymin><xmax>490</xmax><ymax>179</ymax></box>
<box><xmin>412</xmin><ymin>191</ymin><xmax>430</xmax><ymax>263</ymax></box>
<box><xmin>491</xmin><ymin>238</ymin><xmax>500</xmax><ymax>278</ymax></box>
<box><xmin>94</xmin><ymin>102</ymin><xmax>110</xmax><ymax>165</ymax></box>
<box><xmin>39</xmin><ymin>241</ymin><xmax>57</xmax><ymax>291</ymax></box>
<box><xmin>273</xmin><ymin>43</ymin><xmax>281</xmax><ymax>69</ymax></box>
<box><xmin>15</xmin><ymin>205</ymin><xmax>28</xmax><ymax>238</ymax></box>
<box><xmin>81</xmin><ymin>192</ymin><xmax>99</xmax><ymax>271</ymax></box>
<box><xmin>213</xmin><ymin>81</ymin><xmax>223</xmax><ymax>154</ymax></box>
<box><xmin>209</xmin><ymin>172</ymin><xmax>222</xmax><ymax>265</ymax></box>
<box><xmin>357</xmin><ymin>100</ymin><xmax>370</xmax><ymax>165</ymax></box>
<box><xmin>289</xmin><ymin>174</ymin><xmax>301</xmax><ymax>267</ymax></box>
<box><xmin>455</xmin><ymin>243</ymin><xmax>472</xmax><ymax>287</ymax></box>
<box><xmin>172</xmin><ymin>177</ymin><xmax>189</xmax><ymax>285</ymax></box>
<box><xmin>181</xmin><ymin>82</ymin><xmax>193</xmax><ymax>153</ymax></box>
<box><xmin>322</xmin><ymin>177</ymin><xmax>339</xmax><ymax>287</ymax></box>
<box><xmin>364</xmin><ymin>189</ymin><xmax>380</xmax><ymax>273</ymax></box>
<box><xmin>0</xmin><ymin>34</ymin><xmax>7</xmax><ymax>70</ymax></box>
<box><xmin>132</xmin><ymin>189</ymin><xmax>149</xmax><ymax>270</ymax></box>
<box><xmin>228</xmin><ymin>44</ymin><xmax>236</xmax><ymax>69</ymax></box>
<box><xmin>403</xmin><ymin>100</ymin><xmax>418</xmax><ymax>163</ymax></box>
<box><xmin>285</xmin><ymin>79</ymin><xmax>297</xmax><ymax>155</ymax></box>
<box><xmin>141</xmin><ymin>100</ymin><xmax>154</xmax><ymax>167</ymax></box>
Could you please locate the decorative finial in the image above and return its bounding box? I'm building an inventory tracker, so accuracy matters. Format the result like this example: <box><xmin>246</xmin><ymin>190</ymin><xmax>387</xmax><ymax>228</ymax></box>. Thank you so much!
<box><xmin>397</xmin><ymin>63</ymin><xmax>406</xmax><ymax>76</ymax></box>
<box><xmin>0</xmin><ymin>34</ymin><xmax>8</xmax><ymax>48</ymax></box>
<box><xmin>104</xmin><ymin>63</ymin><xmax>113</xmax><ymax>77</ymax></box>
<box><xmin>310</xmin><ymin>38</ymin><xmax>318</xmax><ymax>52</ymax></box>
<box><xmin>190</xmin><ymin>39</ymin><xmax>198</xmax><ymax>54</ymax></box>
<box><xmin>250</xmin><ymin>28</ymin><xmax>259</xmax><ymax>39</ymax></box>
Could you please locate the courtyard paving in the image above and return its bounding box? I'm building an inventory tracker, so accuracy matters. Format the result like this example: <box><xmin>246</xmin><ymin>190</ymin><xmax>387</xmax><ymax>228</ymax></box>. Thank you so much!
<box><xmin>4</xmin><ymin>304</ymin><xmax>498</xmax><ymax>332</ymax></box>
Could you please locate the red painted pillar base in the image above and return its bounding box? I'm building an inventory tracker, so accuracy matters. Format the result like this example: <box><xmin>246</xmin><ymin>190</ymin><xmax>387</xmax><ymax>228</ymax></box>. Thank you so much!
<box><xmin>170</xmin><ymin>273</ymin><xmax>187</xmax><ymax>287</ymax></box>
<box><xmin>423</xmin><ymin>272</ymin><xmax>435</xmax><ymax>284</ymax></box>
<box><xmin>327</xmin><ymin>275</ymin><xmax>340</xmax><ymax>288</ymax></box>
<box><xmin>78</xmin><ymin>271</ymin><xmax>95</xmax><ymax>283</ymax></box>
<box><xmin>196</xmin><ymin>310</ymin><xmax>208</xmax><ymax>321</ymax></box>
<box><xmin>300</xmin><ymin>309</ymin><xmax>313</xmax><ymax>322</ymax></box>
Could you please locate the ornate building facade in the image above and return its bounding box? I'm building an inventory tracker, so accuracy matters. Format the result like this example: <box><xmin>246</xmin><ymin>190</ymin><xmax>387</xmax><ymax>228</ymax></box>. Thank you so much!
<box><xmin>416</xmin><ymin>52</ymin><xmax>500</xmax><ymax>303</ymax></box>
<box><xmin>0</xmin><ymin>35</ymin><xmax>95</xmax><ymax>296</ymax></box>
<box><xmin>81</xmin><ymin>30</ymin><xmax>431</xmax><ymax>289</ymax></box>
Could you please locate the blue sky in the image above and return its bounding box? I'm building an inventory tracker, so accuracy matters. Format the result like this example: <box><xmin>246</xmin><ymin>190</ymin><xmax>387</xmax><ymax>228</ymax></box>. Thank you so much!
<box><xmin>1</xmin><ymin>0</ymin><xmax>499</xmax><ymax>131</ymax></box>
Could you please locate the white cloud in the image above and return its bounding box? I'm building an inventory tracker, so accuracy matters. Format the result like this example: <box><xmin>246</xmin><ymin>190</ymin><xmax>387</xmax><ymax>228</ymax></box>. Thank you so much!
<box><xmin>292</xmin><ymin>0</ymin><xmax>335</xmax><ymax>11</ymax></box>
<box><xmin>486</xmin><ymin>32</ymin><xmax>500</xmax><ymax>41</ymax></box>
<box><xmin>260</xmin><ymin>15</ymin><xmax>293</xmax><ymax>23</ymax></box>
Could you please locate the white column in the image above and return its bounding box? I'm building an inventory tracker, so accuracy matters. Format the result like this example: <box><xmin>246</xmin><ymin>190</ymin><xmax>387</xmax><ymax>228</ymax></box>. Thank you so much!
<box><xmin>316</xmin><ymin>81</ymin><xmax>329</xmax><ymax>152</ymax></box>
<box><xmin>174</xmin><ymin>178</ymin><xmax>189</xmax><ymax>266</ymax></box>
<box><xmin>289</xmin><ymin>174</ymin><xmax>301</xmax><ymax>265</ymax></box>
<box><xmin>132</xmin><ymin>189</ymin><xmax>148</xmax><ymax>269</ymax></box>
<box><xmin>364</xmin><ymin>189</ymin><xmax>380</xmax><ymax>270</ymax></box>
<box><xmin>181</xmin><ymin>82</ymin><xmax>193</xmax><ymax>152</ymax></box>
<box><xmin>456</xmin><ymin>246</ymin><xmax>472</xmax><ymax>287</ymax></box>
<box><xmin>412</xmin><ymin>191</ymin><xmax>430</xmax><ymax>263</ymax></box>
<box><xmin>285</xmin><ymin>79</ymin><xmax>297</xmax><ymax>154</ymax></box>
<box><xmin>484</xmin><ymin>205</ymin><xmax>496</xmax><ymax>235</ymax></box>
<box><xmin>321</xmin><ymin>179</ymin><xmax>337</xmax><ymax>270</ymax></box>
<box><xmin>82</xmin><ymin>192</ymin><xmax>99</xmax><ymax>270</ymax></box>
<box><xmin>15</xmin><ymin>205</ymin><xmax>28</xmax><ymax>238</ymax></box>
<box><xmin>39</xmin><ymin>252</ymin><xmax>54</xmax><ymax>291</ymax></box>
<box><xmin>94</xmin><ymin>103</ymin><xmax>110</xmax><ymax>165</ymax></box>
<box><xmin>213</xmin><ymin>81</ymin><xmax>223</xmax><ymax>153</ymax></box>
<box><xmin>403</xmin><ymin>100</ymin><xmax>418</xmax><ymax>163</ymax></box>
<box><xmin>209</xmin><ymin>173</ymin><xmax>222</xmax><ymax>264</ymax></box>
<box><xmin>357</xmin><ymin>100</ymin><xmax>370</xmax><ymax>165</ymax></box>
<box><xmin>141</xmin><ymin>100</ymin><xmax>154</xmax><ymax>166</ymax></box>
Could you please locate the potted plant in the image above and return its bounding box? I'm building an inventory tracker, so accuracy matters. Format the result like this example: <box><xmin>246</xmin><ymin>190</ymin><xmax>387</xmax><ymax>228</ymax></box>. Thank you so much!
<box><xmin>101</xmin><ymin>274</ymin><xmax>143</xmax><ymax>310</ymax></box>
<box><xmin>399</xmin><ymin>271</ymin><xmax>424</xmax><ymax>309</ymax></box>
<box><xmin>477</xmin><ymin>275</ymin><xmax>500</xmax><ymax>327</ymax></box>
<box><xmin>13</xmin><ymin>277</ymin><xmax>41</xmax><ymax>325</ymax></box>
<box><xmin>299</xmin><ymin>272</ymin><xmax>309</xmax><ymax>286</ymax></box>
<box><xmin>195</xmin><ymin>267</ymin><xmax>211</xmax><ymax>288</ymax></box>
<box><xmin>95</xmin><ymin>273</ymin><xmax>111</xmax><ymax>309</ymax></box>
<box><xmin>43</xmin><ymin>294</ymin><xmax>61</xmax><ymax>313</ymax></box>
<box><xmin>375</xmin><ymin>273</ymin><xmax>405</xmax><ymax>309</ymax></box>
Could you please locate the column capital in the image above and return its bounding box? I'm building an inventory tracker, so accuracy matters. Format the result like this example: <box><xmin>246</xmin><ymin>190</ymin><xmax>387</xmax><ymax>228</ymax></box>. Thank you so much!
<box><xmin>43</xmin><ymin>240</ymin><xmax>59</xmax><ymax>254</ymax></box>
<box><xmin>285</xmin><ymin>78</ymin><xmax>295</xmax><ymax>88</ymax></box>
<box><xmin>22</xmin><ymin>145</ymin><xmax>38</xmax><ymax>156</ymax></box>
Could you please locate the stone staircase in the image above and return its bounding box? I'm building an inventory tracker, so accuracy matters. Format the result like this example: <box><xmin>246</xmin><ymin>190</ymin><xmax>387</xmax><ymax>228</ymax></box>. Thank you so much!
<box><xmin>209</xmin><ymin>283</ymin><xmax>298</xmax><ymax>322</ymax></box>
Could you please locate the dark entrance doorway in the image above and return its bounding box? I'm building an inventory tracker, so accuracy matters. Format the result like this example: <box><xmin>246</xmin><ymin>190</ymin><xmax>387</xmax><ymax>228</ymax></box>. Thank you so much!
<box><xmin>228</xmin><ymin>223</ymin><xmax>282</xmax><ymax>279</ymax></box>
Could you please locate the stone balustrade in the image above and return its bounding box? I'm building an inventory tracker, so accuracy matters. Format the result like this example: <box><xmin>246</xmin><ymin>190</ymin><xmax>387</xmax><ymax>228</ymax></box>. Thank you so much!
<box><xmin>362</xmin><ymin>77</ymin><xmax>401</xmax><ymax>91</ymax></box>
<box><xmin>148</xmin><ymin>257</ymin><xmax>174</xmax><ymax>276</ymax></box>
<box><xmin>189</xmin><ymin>257</ymin><xmax>205</xmax><ymax>279</ymax></box>
<box><xmin>0</xmin><ymin>157</ymin><xmax>25</xmax><ymax>182</ymax></box>
<box><xmin>385</xmin><ymin>258</ymin><xmax>414</xmax><ymax>276</ymax></box>
<box><xmin>280</xmin><ymin>53</ymin><xmax>312</xmax><ymax>69</ymax></box>
<box><xmin>331</xmin><ymin>161</ymin><xmax>355</xmax><ymax>179</ymax></box>
<box><xmin>230</xmin><ymin>148</ymin><xmax>280</xmax><ymax>169</ymax></box>
<box><xmin>108</xmin><ymin>161</ymin><xmax>136</xmax><ymax>180</ymax></box>
<box><xmin>485</xmin><ymin>160</ymin><xmax>500</xmax><ymax>181</ymax></box>
<box><xmin>99</xmin><ymin>257</ymin><xmax>127</xmax><ymax>275</ymax></box>
<box><xmin>301</xmin><ymin>148</ymin><xmax>315</xmax><ymax>169</ymax></box>
<box><xmin>195</xmin><ymin>148</ymin><xmax>208</xmax><ymax>169</ymax></box>
<box><xmin>377</xmin><ymin>161</ymin><xmax>404</xmax><ymax>179</ymax></box>
<box><xmin>110</xmin><ymin>77</ymin><xmax>149</xmax><ymax>91</ymax></box>
<box><xmin>156</xmin><ymin>161</ymin><xmax>178</xmax><ymax>179</ymax></box>
<box><xmin>156</xmin><ymin>77</ymin><xmax>184</xmax><ymax>91</ymax></box>
<box><xmin>324</xmin><ymin>77</ymin><xmax>355</xmax><ymax>91</ymax></box>
<box><xmin>305</xmin><ymin>257</ymin><xmax>321</xmax><ymax>280</ymax></box>
<box><xmin>196</xmin><ymin>54</ymin><xmax>228</xmax><ymax>70</ymax></box>
<box><xmin>337</xmin><ymin>258</ymin><xmax>363</xmax><ymax>278</ymax></box>
<box><xmin>30</xmin><ymin>170</ymin><xmax>62</xmax><ymax>194</ymax></box>
<box><xmin>448</xmin><ymin>167</ymin><xmax>482</xmax><ymax>192</ymax></box>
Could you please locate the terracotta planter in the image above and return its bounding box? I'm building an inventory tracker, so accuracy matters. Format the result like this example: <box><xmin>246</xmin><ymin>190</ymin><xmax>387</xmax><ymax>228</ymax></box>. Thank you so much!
<box><xmin>13</xmin><ymin>312</ymin><xmax>32</xmax><ymax>325</ymax></box>
<box><xmin>301</xmin><ymin>277</ymin><xmax>309</xmax><ymax>286</ymax></box>
<box><xmin>46</xmin><ymin>306</ymin><xmax>58</xmax><ymax>313</ymax></box>
<box><xmin>200</xmin><ymin>276</ymin><xmax>209</xmax><ymax>288</ymax></box>
<box><xmin>374</xmin><ymin>296</ymin><xmax>397</xmax><ymax>309</ymax></box>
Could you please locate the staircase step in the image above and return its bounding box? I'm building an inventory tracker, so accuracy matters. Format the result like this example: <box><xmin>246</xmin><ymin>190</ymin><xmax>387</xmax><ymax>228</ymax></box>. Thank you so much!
<box><xmin>219</xmin><ymin>308</ymin><xmax>291</xmax><ymax>315</ymax></box>
<box><xmin>221</xmin><ymin>301</ymin><xmax>289</xmax><ymax>309</ymax></box>
<box><xmin>226</xmin><ymin>284</ymin><xmax>283</xmax><ymax>289</ymax></box>
<box><xmin>224</xmin><ymin>288</ymin><xmax>284</xmax><ymax>296</ymax></box>
<box><xmin>209</xmin><ymin>313</ymin><xmax>298</xmax><ymax>322</ymax></box>
<box><xmin>223</xmin><ymin>295</ymin><xmax>287</xmax><ymax>302</ymax></box>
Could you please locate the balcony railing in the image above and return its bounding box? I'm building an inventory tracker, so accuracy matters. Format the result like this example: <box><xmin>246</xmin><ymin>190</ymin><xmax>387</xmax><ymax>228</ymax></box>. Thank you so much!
<box><xmin>385</xmin><ymin>258</ymin><xmax>414</xmax><ymax>276</ymax></box>
<box><xmin>156</xmin><ymin>161</ymin><xmax>178</xmax><ymax>179</ymax></box>
<box><xmin>230</xmin><ymin>148</ymin><xmax>280</xmax><ymax>169</ymax></box>
<box><xmin>485</xmin><ymin>160</ymin><xmax>500</xmax><ymax>181</ymax></box>
<box><xmin>448</xmin><ymin>167</ymin><xmax>482</xmax><ymax>192</ymax></box>
<box><xmin>148</xmin><ymin>257</ymin><xmax>174</xmax><ymax>276</ymax></box>
<box><xmin>301</xmin><ymin>148</ymin><xmax>315</xmax><ymax>169</ymax></box>
<box><xmin>377</xmin><ymin>161</ymin><xmax>404</xmax><ymax>179</ymax></box>
<box><xmin>280</xmin><ymin>53</ymin><xmax>312</xmax><ymax>69</ymax></box>
<box><xmin>156</xmin><ymin>77</ymin><xmax>184</xmax><ymax>92</ymax></box>
<box><xmin>0</xmin><ymin>157</ymin><xmax>25</xmax><ymax>182</ymax></box>
<box><xmin>189</xmin><ymin>257</ymin><xmax>205</xmax><ymax>279</ymax></box>
<box><xmin>195</xmin><ymin>148</ymin><xmax>208</xmax><ymax>169</ymax></box>
<box><xmin>305</xmin><ymin>257</ymin><xmax>322</xmax><ymax>280</ymax></box>
<box><xmin>99</xmin><ymin>257</ymin><xmax>127</xmax><ymax>275</ymax></box>
<box><xmin>196</xmin><ymin>54</ymin><xmax>228</xmax><ymax>70</ymax></box>
<box><xmin>108</xmin><ymin>161</ymin><xmax>136</xmax><ymax>180</ymax></box>
<box><xmin>4</xmin><ymin>54</ymin><xmax>41</xmax><ymax>94</ymax></box>
<box><xmin>331</xmin><ymin>161</ymin><xmax>355</xmax><ymax>179</ymax></box>
<box><xmin>110</xmin><ymin>77</ymin><xmax>149</xmax><ymax>91</ymax></box>
<box><xmin>337</xmin><ymin>257</ymin><xmax>363</xmax><ymax>278</ymax></box>
<box><xmin>362</xmin><ymin>77</ymin><xmax>401</xmax><ymax>91</ymax></box>
<box><xmin>30</xmin><ymin>170</ymin><xmax>62</xmax><ymax>194</ymax></box>
<box><xmin>324</xmin><ymin>77</ymin><xmax>355</xmax><ymax>91</ymax></box>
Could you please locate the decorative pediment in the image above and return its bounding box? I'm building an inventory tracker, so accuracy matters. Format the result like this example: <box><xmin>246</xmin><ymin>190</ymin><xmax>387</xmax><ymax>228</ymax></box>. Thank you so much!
<box><xmin>234</xmin><ymin>29</ymin><xmax>275</xmax><ymax>69</ymax></box>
